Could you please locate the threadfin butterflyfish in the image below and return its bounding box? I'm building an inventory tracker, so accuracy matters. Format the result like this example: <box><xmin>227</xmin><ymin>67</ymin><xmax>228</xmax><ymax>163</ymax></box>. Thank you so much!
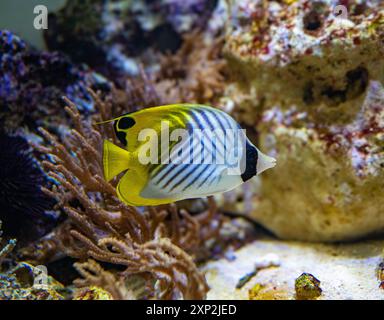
<box><xmin>101</xmin><ymin>104</ymin><xmax>276</xmax><ymax>206</ymax></box>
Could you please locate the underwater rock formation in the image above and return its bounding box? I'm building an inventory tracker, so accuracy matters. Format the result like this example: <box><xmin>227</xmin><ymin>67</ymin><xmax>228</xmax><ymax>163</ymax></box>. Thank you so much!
<box><xmin>255</xmin><ymin>81</ymin><xmax>384</xmax><ymax>241</ymax></box>
<box><xmin>0</xmin><ymin>30</ymin><xmax>110</xmax><ymax>133</ymax></box>
<box><xmin>253</xmin><ymin>82</ymin><xmax>384</xmax><ymax>241</ymax></box>
<box><xmin>223</xmin><ymin>0</ymin><xmax>384</xmax><ymax>241</ymax></box>
<box><xmin>45</xmin><ymin>0</ymin><xmax>219</xmax><ymax>86</ymax></box>
<box><xmin>225</xmin><ymin>0</ymin><xmax>384</xmax><ymax>124</ymax></box>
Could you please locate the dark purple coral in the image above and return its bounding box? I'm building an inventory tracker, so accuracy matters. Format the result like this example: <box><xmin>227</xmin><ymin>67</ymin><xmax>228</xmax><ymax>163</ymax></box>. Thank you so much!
<box><xmin>0</xmin><ymin>133</ymin><xmax>56</xmax><ymax>244</ymax></box>
<box><xmin>0</xmin><ymin>30</ymin><xmax>111</xmax><ymax>133</ymax></box>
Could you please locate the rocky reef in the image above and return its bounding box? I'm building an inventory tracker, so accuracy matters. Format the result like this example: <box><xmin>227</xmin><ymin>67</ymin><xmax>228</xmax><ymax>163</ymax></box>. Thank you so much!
<box><xmin>225</xmin><ymin>0</ymin><xmax>384</xmax><ymax>123</ymax></box>
<box><xmin>223</xmin><ymin>0</ymin><xmax>384</xmax><ymax>242</ymax></box>
<box><xmin>255</xmin><ymin>80</ymin><xmax>384</xmax><ymax>241</ymax></box>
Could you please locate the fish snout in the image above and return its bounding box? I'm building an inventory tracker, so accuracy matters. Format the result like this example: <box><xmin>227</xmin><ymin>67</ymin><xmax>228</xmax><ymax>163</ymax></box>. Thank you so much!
<box><xmin>257</xmin><ymin>152</ymin><xmax>277</xmax><ymax>175</ymax></box>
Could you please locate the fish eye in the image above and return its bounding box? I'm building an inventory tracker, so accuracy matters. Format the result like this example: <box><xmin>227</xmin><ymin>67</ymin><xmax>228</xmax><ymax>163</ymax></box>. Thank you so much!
<box><xmin>118</xmin><ymin>117</ymin><xmax>135</xmax><ymax>129</ymax></box>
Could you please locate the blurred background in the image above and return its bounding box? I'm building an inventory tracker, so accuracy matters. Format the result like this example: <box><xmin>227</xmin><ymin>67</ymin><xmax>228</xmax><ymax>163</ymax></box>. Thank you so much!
<box><xmin>0</xmin><ymin>0</ymin><xmax>64</xmax><ymax>48</ymax></box>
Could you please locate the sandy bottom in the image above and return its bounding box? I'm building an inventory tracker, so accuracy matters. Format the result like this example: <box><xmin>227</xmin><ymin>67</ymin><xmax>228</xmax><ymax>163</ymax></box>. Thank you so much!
<box><xmin>202</xmin><ymin>236</ymin><xmax>384</xmax><ymax>300</ymax></box>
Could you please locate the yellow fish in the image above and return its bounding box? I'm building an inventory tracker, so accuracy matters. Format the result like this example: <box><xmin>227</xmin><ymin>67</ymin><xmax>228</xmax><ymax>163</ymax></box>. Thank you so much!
<box><xmin>101</xmin><ymin>104</ymin><xmax>276</xmax><ymax>206</ymax></box>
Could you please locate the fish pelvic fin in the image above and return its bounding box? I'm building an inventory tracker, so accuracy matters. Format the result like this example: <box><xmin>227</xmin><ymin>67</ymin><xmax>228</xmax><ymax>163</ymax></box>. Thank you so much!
<box><xmin>103</xmin><ymin>140</ymin><xmax>132</xmax><ymax>182</ymax></box>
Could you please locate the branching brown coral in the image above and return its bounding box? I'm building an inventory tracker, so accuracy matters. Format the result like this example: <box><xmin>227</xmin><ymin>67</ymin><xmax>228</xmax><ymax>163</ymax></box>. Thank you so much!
<box><xmin>110</xmin><ymin>66</ymin><xmax>162</xmax><ymax>115</ymax></box>
<box><xmin>18</xmin><ymin>221</ymin><xmax>72</xmax><ymax>265</ymax></box>
<box><xmin>33</xmin><ymin>88</ymin><xmax>224</xmax><ymax>299</ymax></box>
<box><xmin>73</xmin><ymin>259</ymin><xmax>148</xmax><ymax>300</ymax></box>
<box><xmin>154</xmin><ymin>32</ymin><xmax>227</xmax><ymax>104</ymax></box>
<box><xmin>157</xmin><ymin>198</ymin><xmax>222</xmax><ymax>259</ymax></box>
<box><xmin>124</xmin><ymin>66</ymin><xmax>162</xmax><ymax>110</ymax></box>
<box><xmin>72</xmin><ymin>236</ymin><xmax>207</xmax><ymax>299</ymax></box>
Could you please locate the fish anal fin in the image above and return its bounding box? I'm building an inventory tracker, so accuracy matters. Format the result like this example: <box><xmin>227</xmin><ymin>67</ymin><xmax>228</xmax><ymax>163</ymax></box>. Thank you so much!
<box><xmin>116</xmin><ymin>170</ymin><xmax>174</xmax><ymax>206</ymax></box>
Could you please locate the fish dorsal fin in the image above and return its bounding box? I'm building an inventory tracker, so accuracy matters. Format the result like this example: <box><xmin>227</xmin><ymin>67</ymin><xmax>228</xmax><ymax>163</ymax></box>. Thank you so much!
<box><xmin>95</xmin><ymin>117</ymin><xmax>121</xmax><ymax>125</ymax></box>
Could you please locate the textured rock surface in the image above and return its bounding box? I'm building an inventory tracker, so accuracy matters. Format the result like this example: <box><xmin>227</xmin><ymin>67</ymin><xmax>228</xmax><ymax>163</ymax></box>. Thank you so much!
<box><xmin>252</xmin><ymin>80</ymin><xmax>384</xmax><ymax>242</ymax></box>
<box><xmin>222</xmin><ymin>0</ymin><xmax>384</xmax><ymax>242</ymax></box>
<box><xmin>224</xmin><ymin>0</ymin><xmax>384</xmax><ymax>124</ymax></box>
<box><xmin>203</xmin><ymin>236</ymin><xmax>384</xmax><ymax>300</ymax></box>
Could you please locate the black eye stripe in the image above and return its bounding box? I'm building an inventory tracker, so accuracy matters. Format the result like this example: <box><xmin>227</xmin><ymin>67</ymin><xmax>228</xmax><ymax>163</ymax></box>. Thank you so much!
<box><xmin>113</xmin><ymin>121</ymin><xmax>118</xmax><ymax>133</ymax></box>
<box><xmin>118</xmin><ymin>117</ymin><xmax>135</xmax><ymax>129</ymax></box>
<box><xmin>116</xmin><ymin>131</ymin><xmax>127</xmax><ymax>146</ymax></box>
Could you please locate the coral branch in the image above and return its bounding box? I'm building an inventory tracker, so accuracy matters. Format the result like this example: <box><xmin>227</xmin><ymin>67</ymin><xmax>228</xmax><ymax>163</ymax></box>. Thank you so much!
<box><xmin>154</xmin><ymin>32</ymin><xmax>227</xmax><ymax>104</ymax></box>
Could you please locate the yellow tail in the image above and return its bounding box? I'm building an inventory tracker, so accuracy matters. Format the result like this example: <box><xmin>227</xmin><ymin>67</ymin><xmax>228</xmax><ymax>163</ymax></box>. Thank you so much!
<box><xmin>103</xmin><ymin>140</ymin><xmax>131</xmax><ymax>182</ymax></box>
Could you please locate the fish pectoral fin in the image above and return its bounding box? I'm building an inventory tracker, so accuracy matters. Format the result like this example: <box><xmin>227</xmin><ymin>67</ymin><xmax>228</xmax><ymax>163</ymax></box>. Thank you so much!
<box><xmin>103</xmin><ymin>140</ymin><xmax>132</xmax><ymax>181</ymax></box>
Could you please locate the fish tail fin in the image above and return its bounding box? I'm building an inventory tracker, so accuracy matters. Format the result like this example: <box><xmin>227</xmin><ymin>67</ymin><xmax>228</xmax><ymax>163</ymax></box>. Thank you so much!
<box><xmin>103</xmin><ymin>140</ymin><xmax>132</xmax><ymax>181</ymax></box>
